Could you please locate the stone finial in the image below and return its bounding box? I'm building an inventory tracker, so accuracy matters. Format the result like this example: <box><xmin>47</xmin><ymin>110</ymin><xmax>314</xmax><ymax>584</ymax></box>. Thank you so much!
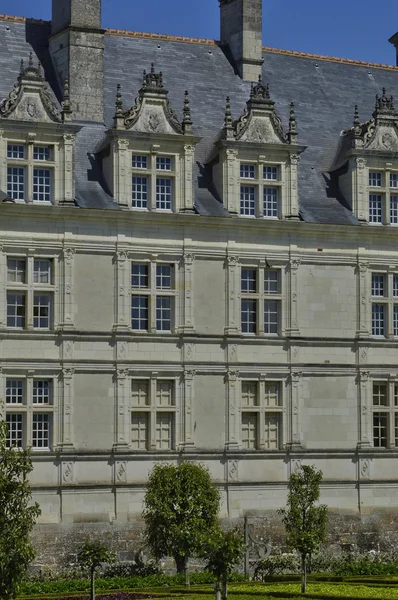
<box><xmin>250</xmin><ymin>75</ymin><xmax>270</xmax><ymax>101</ymax></box>
<box><xmin>142</xmin><ymin>63</ymin><xmax>164</xmax><ymax>90</ymax></box>
<box><xmin>20</xmin><ymin>59</ymin><xmax>24</xmax><ymax>75</ymax></box>
<box><xmin>61</xmin><ymin>77</ymin><xmax>72</xmax><ymax>122</ymax></box>
<box><xmin>223</xmin><ymin>96</ymin><xmax>234</xmax><ymax>140</ymax></box>
<box><xmin>353</xmin><ymin>105</ymin><xmax>362</xmax><ymax>138</ymax></box>
<box><xmin>287</xmin><ymin>101</ymin><xmax>298</xmax><ymax>144</ymax></box>
<box><xmin>375</xmin><ymin>88</ymin><xmax>395</xmax><ymax>115</ymax></box>
<box><xmin>182</xmin><ymin>90</ymin><xmax>193</xmax><ymax>135</ymax></box>
<box><xmin>114</xmin><ymin>83</ymin><xmax>125</xmax><ymax>129</ymax></box>
<box><xmin>37</xmin><ymin>61</ymin><xmax>43</xmax><ymax>78</ymax></box>
<box><xmin>28</xmin><ymin>52</ymin><xmax>34</xmax><ymax>68</ymax></box>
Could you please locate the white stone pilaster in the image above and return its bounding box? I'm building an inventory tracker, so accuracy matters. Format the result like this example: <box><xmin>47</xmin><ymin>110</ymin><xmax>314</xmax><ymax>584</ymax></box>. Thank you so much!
<box><xmin>225</xmin><ymin>255</ymin><xmax>240</xmax><ymax>335</ymax></box>
<box><xmin>115</xmin><ymin>139</ymin><xmax>129</xmax><ymax>207</ymax></box>
<box><xmin>354</xmin><ymin>158</ymin><xmax>367</xmax><ymax>222</ymax></box>
<box><xmin>358</xmin><ymin>370</ymin><xmax>372</xmax><ymax>449</ymax></box>
<box><xmin>60</xmin><ymin>247</ymin><xmax>75</xmax><ymax>330</ymax></box>
<box><xmin>225</xmin><ymin>149</ymin><xmax>239</xmax><ymax>214</ymax></box>
<box><xmin>289</xmin><ymin>371</ymin><xmax>303</xmax><ymax>449</ymax></box>
<box><xmin>183</xmin><ymin>369</ymin><xmax>195</xmax><ymax>448</ymax></box>
<box><xmin>114</xmin><ymin>250</ymin><xmax>130</xmax><ymax>332</ymax></box>
<box><xmin>286</xmin><ymin>153</ymin><xmax>300</xmax><ymax>220</ymax></box>
<box><xmin>61</xmin><ymin>134</ymin><xmax>75</xmax><ymax>204</ymax></box>
<box><xmin>357</xmin><ymin>261</ymin><xmax>370</xmax><ymax>338</ymax></box>
<box><xmin>226</xmin><ymin>370</ymin><xmax>240</xmax><ymax>450</ymax></box>
<box><xmin>114</xmin><ymin>369</ymin><xmax>130</xmax><ymax>451</ymax></box>
<box><xmin>181</xmin><ymin>253</ymin><xmax>195</xmax><ymax>333</ymax></box>
<box><xmin>58</xmin><ymin>368</ymin><xmax>75</xmax><ymax>450</ymax></box>
<box><xmin>181</xmin><ymin>145</ymin><xmax>195</xmax><ymax>212</ymax></box>
<box><xmin>286</xmin><ymin>258</ymin><xmax>300</xmax><ymax>336</ymax></box>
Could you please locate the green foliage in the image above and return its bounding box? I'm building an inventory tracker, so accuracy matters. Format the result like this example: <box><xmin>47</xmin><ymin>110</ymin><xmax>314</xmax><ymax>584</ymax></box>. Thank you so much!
<box><xmin>253</xmin><ymin>553</ymin><xmax>300</xmax><ymax>578</ymax></box>
<box><xmin>0</xmin><ymin>416</ymin><xmax>41</xmax><ymax>600</ymax></box>
<box><xmin>278</xmin><ymin>465</ymin><xmax>328</xmax><ymax>593</ymax></box>
<box><xmin>142</xmin><ymin>462</ymin><xmax>220</xmax><ymax>578</ymax></box>
<box><xmin>333</xmin><ymin>553</ymin><xmax>398</xmax><ymax>576</ymax></box>
<box><xmin>204</xmin><ymin>527</ymin><xmax>246</xmax><ymax>580</ymax></box>
<box><xmin>77</xmin><ymin>541</ymin><xmax>115</xmax><ymax>571</ymax></box>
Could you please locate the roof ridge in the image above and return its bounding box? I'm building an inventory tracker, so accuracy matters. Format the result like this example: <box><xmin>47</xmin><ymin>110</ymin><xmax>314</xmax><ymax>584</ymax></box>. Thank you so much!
<box><xmin>0</xmin><ymin>14</ymin><xmax>397</xmax><ymax>72</ymax></box>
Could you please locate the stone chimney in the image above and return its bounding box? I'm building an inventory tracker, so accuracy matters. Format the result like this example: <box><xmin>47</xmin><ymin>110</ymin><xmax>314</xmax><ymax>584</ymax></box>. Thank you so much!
<box><xmin>389</xmin><ymin>32</ymin><xmax>398</xmax><ymax>67</ymax></box>
<box><xmin>220</xmin><ymin>0</ymin><xmax>263</xmax><ymax>82</ymax></box>
<box><xmin>49</xmin><ymin>0</ymin><xmax>104</xmax><ymax>122</ymax></box>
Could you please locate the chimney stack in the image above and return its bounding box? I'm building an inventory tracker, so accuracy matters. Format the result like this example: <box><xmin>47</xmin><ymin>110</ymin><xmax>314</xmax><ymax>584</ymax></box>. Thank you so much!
<box><xmin>220</xmin><ymin>0</ymin><xmax>263</xmax><ymax>82</ymax></box>
<box><xmin>389</xmin><ymin>32</ymin><xmax>398</xmax><ymax>66</ymax></box>
<box><xmin>49</xmin><ymin>0</ymin><xmax>104</xmax><ymax>122</ymax></box>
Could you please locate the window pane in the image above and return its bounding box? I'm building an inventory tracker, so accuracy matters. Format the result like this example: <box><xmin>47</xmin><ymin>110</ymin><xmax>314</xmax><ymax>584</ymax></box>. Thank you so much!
<box><xmin>263</xmin><ymin>166</ymin><xmax>278</xmax><ymax>180</ymax></box>
<box><xmin>132</xmin><ymin>176</ymin><xmax>148</xmax><ymax>209</ymax></box>
<box><xmin>7</xmin><ymin>167</ymin><xmax>25</xmax><ymax>200</ymax></box>
<box><xmin>264</xmin><ymin>270</ymin><xmax>279</xmax><ymax>294</ymax></box>
<box><xmin>242</xmin><ymin>413</ymin><xmax>257</xmax><ymax>449</ymax></box>
<box><xmin>369</xmin><ymin>172</ymin><xmax>382</xmax><ymax>187</ymax></box>
<box><xmin>394</xmin><ymin>305</ymin><xmax>398</xmax><ymax>337</ymax></box>
<box><xmin>132</xmin><ymin>155</ymin><xmax>148</xmax><ymax>169</ymax></box>
<box><xmin>373</xmin><ymin>383</ymin><xmax>388</xmax><ymax>406</ymax></box>
<box><xmin>264</xmin><ymin>300</ymin><xmax>279</xmax><ymax>334</ymax></box>
<box><xmin>369</xmin><ymin>194</ymin><xmax>382</xmax><ymax>223</ymax></box>
<box><xmin>156</xmin><ymin>296</ymin><xmax>172</xmax><ymax>331</ymax></box>
<box><xmin>7</xmin><ymin>144</ymin><xmax>25</xmax><ymax>159</ymax></box>
<box><xmin>391</xmin><ymin>173</ymin><xmax>398</xmax><ymax>189</ymax></box>
<box><xmin>263</xmin><ymin>188</ymin><xmax>279</xmax><ymax>218</ymax></box>
<box><xmin>240</xmin><ymin>164</ymin><xmax>255</xmax><ymax>179</ymax></box>
<box><xmin>132</xmin><ymin>264</ymin><xmax>149</xmax><ymax>288</ymax></box>
<box><xmin>6</xmin><ymin>414</ymin><xmax>23</xmax><ymax>448</ymax></box>
<box><xmin>131</xmin><ymin>413</ymin><xmax>148</xmax><ymax>449</ymax></box>
<box><xmin>264</xmin><ymin>382</ymin><xmax>281</xmax><ymax>407</ymax></box>
<box><xmin>132</xmin><ymin>380</ymin><xmax>149</xmax><ymax>406</ymax></box>
<box><xmin>241</xmin><ymin>299</ymin><xmax>257</xmax><ymax>333</ymax></box>
<box><xmin>131</xmin><ymin>296</ymin><xmax>148</xmax><ymax>330</ymax></box>
<box><xmin>395</xmin><ymin>415</ymin><xmax>398</xmax><ymax>447</ymax></box>
<box><xmin>33</xmin><ymin>169</ymin><xmax>51</xmax><ymax>202</ymax></box>
<box><xmin>372</xmin><ymin>274</ymin><xmax>385</xmax><ymax>296</ymax></box>
<box><xmin>395</xmin><ymin>384</ymin><xmax>398</xmax><ymax>407</ymax></box>
<box><xmin>394</xmin><ymin>276</ymin><xmax>398</xmax><ymax>298</ymax></box>
<box><xmin>7</xmin><ymin>258</ymin><xmax>26</xmax><ymax>283</ymax></box>
<box><xmin>373</xmin><ymin>413</ymin><xmax>387</xmax><ymax>448</ymax></box>
<box><xmin>7</xmin><ymin>293</ymin><xmax>25</xmax><ymax>328</ymax></box>
<box><xmin>32</xmin><ymin>414</ymin><xmax>50</xmax><ymax>449</ymax></box>
<box><xmin>156</xmin><ymin>381</ymin><xmax>174</xmax><ymax>406</ymax></box>
<box><xmin>241</xmin><ymin>268</ymin><xmax>257</xmax><ymax>293</ymax></box>
<box><xmin>33</xmin><ymin>294</ymin><xmax>52</xmax><ymax>329</ymax></box>
<box><xmin>372</xmin><ymin>303</ymin><xmax>385</xmax><ymax>336</ymax></box>
<box><xmin>6</xmin><ymin>380</ymin><xmax>23</xmax><ymax>405</ymax></box>
<box><xmin>156</xmin><ymin>156</ymin><xmax>172</xmax><ymax>171</ymax></box>
<box><xmin>156</xmin><ymin>177</ymin><xmax>172</xmax><ymax>210</ymax></box>
<box><xmin>34</xmin><ymin>259</ymin><xmax>52</xmax><ymax>284</ymax></box>
<box><xmin>33</xmin><ymin>380</ymin><xmax>51</xmax><ymax>404</ymax></box>
<box><xmin>156</xmin><ymin>413</ymin><xmax>174</xmax><ymax>449</ymax></box>
<box><xmin>242</xmin><ymin>382</ymin><xmax>258</xmax><ymax>406</ymax></box>
<box><xmin>264</xmin><ymin>413</ymin><xmax>280</xmax><ymax>449</ymax></box>
<box><xmin>156</xmin><ymin>265</ymin><xmax>173</xmax><ymax>289</ymax></box>
<box><xmin>33</xmin><ymin>146</ymin><xmax>51</xmax><ymax>161</ymax></box>
<box><xmin>391</xmin><ymin>195</ymin><xmax>398</xmax><ymax>224</ymax></box>
<box><xmin>240</xmin><ymin>186</ymin><xmax>255</xmax><ymax>216</ymax></box>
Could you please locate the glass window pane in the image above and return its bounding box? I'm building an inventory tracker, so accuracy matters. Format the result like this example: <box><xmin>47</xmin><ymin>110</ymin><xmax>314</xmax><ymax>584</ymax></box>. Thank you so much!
<box><xmin>7</xmin><ymin>258</ymin><xmax>26</xmax><ymax>283</ymax></box>
<box><xmin>372</xmin><ymin>274</ymin><xmax>385</xmax><ymax>296</ymax></box>
<box><xmin>132</xmin><ymin>380</ymin><xmax>149</xmax><ymax>406</ymax></box>
<box><xmin>242</xmin><ymin>382</ymin><xmax>258</xmax><ymax>406</ymax></box>
<box><xmin>33</xmin><ymin>380</ymin><xmax>51</xmax><ymax>404</ymax></box>
<box><xmin>240</xmin><ymin>164</ymin><xmax>255</xmax><ymax>179</ymax></box>
<box><xmin>264</xmin><ymin>299</ymin><xmax>279</xmax><ymax>334</ymax></box>
<box><xmin>7</xmin><ymin>167</ymin><xmax>25</xmax><ymax>200</ymax></box>
<box><xmin>131</xmin><ymin>296</ymin><xmax>148</xmax><ymax>330</ymax></box>
<box><xmin>240</xmin><ymin>186</ymin><xmax>255</xmax><ymax>216</ymax></box>
<box><xmin>264</xmin><ymin>270</ymin><xmax>279</xmax><ymax>294</ymax></box>
<box><xmin>34</xmin><ymin>259</ymin><xmax>52</xmax><ymax>284</ymax></box>
<box><xmin>263</xmin><ymin>166</ymin><xmax>278</xmax><ymax>180</ymax></box>
<box><xmin>394</xmin><ymin>305</ymin><xmax>398</xmax><ymax>337</ymax></box>
<box><xmin>132</xmin><ymin>176</ymin><xmax>148</xmax><ymax>209</ymax></box>
<box><xmin>372</xmin><ymin>383</ymin><xmax>388</xmax><ymax>406</ymax></box>
<box><xmin>7</xmin><ymin>293</ymin><xmax>25</xmax><ymax>328</ymax></box>
<box><xmin>33</xmin><ymin>294</ymin><xmax>52</xmax><ymax>329</ymax></box>
<box><xmin>33</xmin><ymin>168</ymin><xmax>51</xmax><ymax>203</ymax></box>
<box><xmin>156</xmin><ymin>413</ymin><xmax>174</xmax><ymax>449</ymax></box>
<box><xmin>6</xmin><ymin>414</ymin><xmax>23</xmax><ymax>448</ymax></box>
<box><xmin>391</xmin><ymin>173</ymin><xmax>398</xmax><ymax>188</ymax></box>
<box><xmin>373</xmin><ymin>413</ymin><xmax>387</xmax><ymax>448</ymax></box>
<box><xmin>263</xmin><ymin>188</ymin><xmax>279</xmax><ymax>218</ymax></box>
<box><xmin>242</xmin><ymin>413</ymin><xmax>257</xmax><ymax>449</ymax></box>
<box><xmin>391</xmin><ymin>195</ymin><xmax>398</xmax><ymax>224</ymax></box>
<box><xmin>7</xmin><ymin>144</ymin><xmax>25</xmax><ymax>159</ymax></box>
<box><xmin>156</xmin><ymin>296</ymin><xmax>172</xmax><ymax>331</ymax></box>
<box><xmin>33</xmin><ymin>146</ymin><xmax>51</xmax><ymax>161</ymax></box>
<box><xmin>372</xmin><ymin>303</ymin><xmax>385</xmax><ymax>336</ymax></box>
<box><xmin>156</xmin><ymin>177</ymin><xmax>172</xmax><ymax>210</ymax></box>
<box><xmin>131</xmin><ymin>413</ymin><xmax>148</xmax><ymax>449</ymax></box>
<box><xmin>369</xmin><ymin>172</ymin><xmax>382</xmax><ymax>187</ymax></box>
<box><xmin>156</xmin><ymin>265</ymin><xmax>173</xmax><ymax>289</ymax></box>
<box><xmin>132</xmin><ymin>155</ymin><xmax>148</xmax><ymax>169</ymax></box>
<box><xmin>156</xmin><ymin>156</ymin><xmax>172</xmax><ymax>171</ymax></box>
<box><xmin>241</xmin><ymin>299</ymin><xmax>257</xmax><ymax>333</ymax></box>
<box><xmin>32</xmin><ymin>414</ymin><xmax>50</xmax><ymax>449</ymax></box>
<box><xmin>369</xmin><ymin>194</ymin><xmax>383</xmax><ymax>223</ymax></box>
<box><xmin>6</xmin><ymin>380</ymin><xmax>24</xmax><ymax>405</ymax></box>
<box><xmin>132</xmin><ymin>264</ymin><xmax>149</xmax><ymax>288</ymax></box>
<box><xmin>241</xmin><ymin>268</ymin><xmax>257</xmax><ymax>293</ymax></box>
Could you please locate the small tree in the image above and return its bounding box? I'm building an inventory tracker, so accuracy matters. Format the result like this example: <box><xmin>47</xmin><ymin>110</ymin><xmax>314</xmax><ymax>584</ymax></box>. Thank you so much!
<box><xmin>143</xmin><ymin>462</ymin><xmax>220</xmax><ymax>586</ymax></box>
<box><xmin>278</xmin><ymin>465</ymin><xmax>327</xmax><ymax>594</ymax></box>
<box><xmin>204</xmin><ymin>527</ymin><xmax>246</xmax><ymax>600</ymax></box>
<box><xmin>77</xmin><ymin>541</ymin><xmax>115</xmax><ymax>600</ymax></box>
<box><xmin>0</xmin><ymin>415</ymin><xmax>41</xmax><ymax>600</ymax></box>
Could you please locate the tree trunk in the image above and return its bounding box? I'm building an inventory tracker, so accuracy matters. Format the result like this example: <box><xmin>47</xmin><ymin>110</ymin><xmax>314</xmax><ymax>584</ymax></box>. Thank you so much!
<box><xmin>175</xmin><ymin>556</ymin><xmax>185</xmax><ymax>574</ymax></box>
<box><xmin>301</xmin><ymin>554</ymin><xmax>307</xmax><ymax>594</ymax></box>
<box><xmin>184</xmin><ymin>556</ymin><xmax>190</xmax><ymax>588</ymax></box>
<box><xmin>221</xmin><ymin>572</ymin><xmax>228</xmax><ymax>600</ymax></box>
<box><xmin>90</xmin><ymin>566</ymin><xmax>95</xmax><ymax>600</ymax></box>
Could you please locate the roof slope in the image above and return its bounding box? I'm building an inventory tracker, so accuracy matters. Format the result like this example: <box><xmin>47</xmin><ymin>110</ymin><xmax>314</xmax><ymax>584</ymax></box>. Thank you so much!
<box><xmin>1</xmin><ymin>17</ymin><xmax>398</xmax><ymax>223</ymax></box>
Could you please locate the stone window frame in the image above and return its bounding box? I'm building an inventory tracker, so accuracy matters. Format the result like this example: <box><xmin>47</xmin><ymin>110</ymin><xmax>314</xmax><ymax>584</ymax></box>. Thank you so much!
<box><xmin>1</xmin><ymin>370</ymin><xmax>60</xmax><ymax>451</ymax></box>
<box><xmin>0</xmin><ymin>129</ymin><xmax>75</xmax><ymax>206</ymax></box>
<box><xmin>240</xmin><ymin>377</ymin><xmax>285</xmax><ymax>450</ymax></box>
<box><xmin>371</xmin><ymin>379</ymin><xmax>398</xmax><ymax>448</ymax></box>
<box><xmin>238</xmin><ymin>160</ymin><xmax>283</xmax><ymax>219</ymax></box>
<box><xmin>2</xmin><ymin>250</ymin><xmax>59</xmax><ymax>331</ymax></box>
<box><xmin>370</xmin><ymin>269</ymin><xmax>398</xmax><ymax>338</ymax></box>
<box><xmin>367</xmin><ymin>166</ymin><xmax>398</xmax><ymax>225</ymax></box>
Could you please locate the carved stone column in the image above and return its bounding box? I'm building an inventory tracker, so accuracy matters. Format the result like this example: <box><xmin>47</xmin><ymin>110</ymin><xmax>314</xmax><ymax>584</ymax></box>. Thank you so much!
<box><xmin>183</xmin><ymin>370</ymin><xmax>195</xmax><ymax>448</ymax></box>
<box><xmin>58</xmin><ymin>368</ymin><xmax>75</xmax><ymax>450</ymax></box>
<box><xmin>226</xmin><ymin>370</ymin><xmax>240</xmax><ymax>450</ymax></box>
<box><xmin>286</xmin><ymin>258</ymin><xmax>300</xmax><ymax>336</ymax></box>
<box><xmin>114</xmin><ymin>250</ymin><xmax>130</xmax><ymax>332</ymax></box>
<box><xmin>285</xmin><ymin>154</ymin><xmax>300</xmax><ymax>220</ymax></box>
<box><xmin>358</xmin><ymin>370</ymin><xmax>372</xmax><ymax>449</ymax></box>
<box><xmin>60</xmin><ymin>247</ymin><xmax>75</xmax><ymax>330</ymax></box>
<box><xmin>354</xmin><ymin>158</ymin><xmax>368</xmax><ymax>222</ymax></box>
<box><xmin>181</xmin><ymin>253</ymin><xmax>195</xmax><ymax>333</ymax></box>
<box><xmin>225</xmin><ymin>256</ymin><xmax>240</xmax><ymax>335</ymax></box>
<box><xmin>181</xmin><ymin>145</ymin><xmax>195</xmax><ymax>212</ymax></box>
<box><xmin>60</xmin><ymin>134</ymin><xmax>76</xmax><ymax>205</ymax></box>
<box><xmin>0</xmin><ymin>244</ymin><xmax>5</xmax><ymax>328</ymax></box>
<box><xmin>357</xmin><ymin>262</ymin><xmax>370</xmax><ymax>338</ymax></box>
<box><xmin>288</xmin><ymin>371</ymin><xmax>303</xmax><ymax>450</ymax></box>
<box><xmin>115</xmin><ymin>139</ymin><xmax>130</xmax><ymax>207</ymax></box>
<box><xmin>225</xmin><ymin>149</ymin><xmax>239</xmax><ymax>214</ymax></box>
<box><xmin>114</xmin><ymin>369</ymin><xmax>130</xmax><ymax>451</ymax></box>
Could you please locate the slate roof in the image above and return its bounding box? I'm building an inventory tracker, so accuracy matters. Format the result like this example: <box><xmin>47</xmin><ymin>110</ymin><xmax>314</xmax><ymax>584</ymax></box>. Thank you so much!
<box><xmin>1</xmin><ymin>16</ymin><xmax>398</xmax><ymax>224</ymax></box>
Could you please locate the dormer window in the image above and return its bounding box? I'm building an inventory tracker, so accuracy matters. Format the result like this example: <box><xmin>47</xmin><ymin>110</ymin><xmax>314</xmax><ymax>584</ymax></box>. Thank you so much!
<box><xmin>238</xmin><ymin>161</ymin><xmax>281</xmax><ymax>218</ymax></box>
<box><xmin>131</xmin><ymin>152</ymin><xmax>175</xmax><ymax>211</ymax></box>
<box><xmin>367</xmin><ymin>168</ymin><xmax>398</xmax><ymax>225</ymax></box>
<box><xmin>6</xmin><ymin>143</ymin><xmax>54</xmax><ymax>203</ymax></box>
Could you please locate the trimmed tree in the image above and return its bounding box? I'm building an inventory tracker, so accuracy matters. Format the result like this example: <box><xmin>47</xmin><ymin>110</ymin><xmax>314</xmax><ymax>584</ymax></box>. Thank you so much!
<box><xmin>204</xmin><ymin>527</ymin><xmax>246</xmax><ymax>600</ymax></box>
<box><xmin>278</xmin><ymin>464</ymin><xmax>327</xmax><ymax>594</ymax></box>
<box><xmin>0</xmin><ymin>415</ymin><xmax>41</xmax><ymax>600</ymax></box>
<box><xmin>77</xmin><ymin>541</ymin><xmax>115</xmax><ymax>600</ymax></box>
<box><xmin>143</xmin><ymin>462</ymin><xmax>220</xmax><ymax>586</ymax></box>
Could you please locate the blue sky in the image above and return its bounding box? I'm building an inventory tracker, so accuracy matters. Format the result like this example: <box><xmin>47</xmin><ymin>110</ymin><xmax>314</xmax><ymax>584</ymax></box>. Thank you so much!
<box><xmin>1</xmin><ymin>0</ymin><xmax>397</xmax><ymax>65</ymax></box>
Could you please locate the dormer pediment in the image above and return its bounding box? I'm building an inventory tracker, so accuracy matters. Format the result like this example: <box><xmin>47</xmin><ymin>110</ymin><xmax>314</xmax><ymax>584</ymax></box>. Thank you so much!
<box><xmin>0</xmin><ymin>54</ymin><xmax>70</xmax><ymax>125</ymax></box>
<box><xmin>114</xmin><ymin>64</ymin><xmax>193</xmax><ymax>136</ymax></box>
